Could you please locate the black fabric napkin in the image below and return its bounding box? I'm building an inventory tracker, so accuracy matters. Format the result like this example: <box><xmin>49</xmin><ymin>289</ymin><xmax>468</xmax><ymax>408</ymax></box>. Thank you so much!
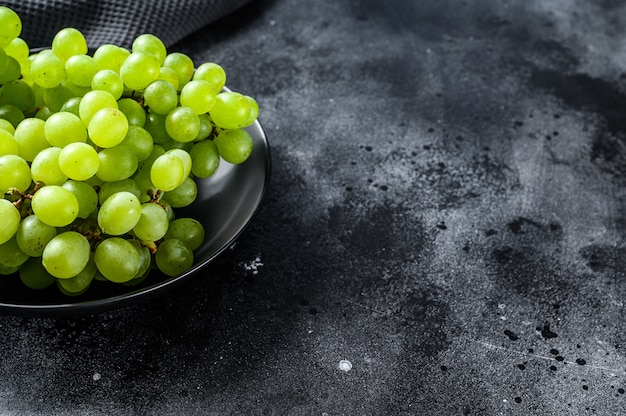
<box><xmin>2</xmin><ymin>0</ymin><xmax>252</xmax><ymax>49</ymax></box>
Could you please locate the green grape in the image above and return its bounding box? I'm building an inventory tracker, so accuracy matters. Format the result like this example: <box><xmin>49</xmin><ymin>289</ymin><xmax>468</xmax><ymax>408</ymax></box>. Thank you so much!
<box><xmin>0</xmin><ymin>79</ymin><xmax>35</xmax><ymax>112</ymax></box>
<box><xmin>51</xmin><ymin>28</ymin><xmax>87</xmax><ymax>61</ymax></box>
<box><xmin>91</xmin><ymin>69</ymin><xmax>124</xmax><ymax>100</ymax></box>
<box><xmin>93</xmin><ymin>44</ymin><xmax>130</xmax><ymax>72</ymax></box>
<box><xmin>179</xmin><ymin>80</ymin><xmax>217</xmax><ymax>115</ymax></box>
<box><xmin>158</xmin><ymin>66</ymin><xmax>179</xmax><ymax>91</ymax></box>
<box><xmin>31</xmin><ymin>185</ymin><xmax>79</xmax><ymax>227</ymax></box>
<box><xmin>96</xmin><ymin>145</ymin><xmax>138</xmax><ymax>182</ymax></box>
<box><xmin>120</xmin><ymin>52</ymin><xmax>160</xmax><ymax>91</ymax></box>
<box><xmin>59</xmin><ymin>96</ymin><xmax>81</xmax><ymax>116</ymax></box>
<box><xmin>209</xmin><ymin>91</ymin><xmax>252</xmax><ymax>129</ymax></box>
<box><xmin>160</xmin><ymin>198</ymin><xmax>175</xmax><ymax>222</ymax></box>
<box><xmin>163</xmin><ymin>52</ymin><xmax>195</xmax><ymax>89</ymax></box>
<box><xmin>44</xmin><ymin>111</ymin><xmax>87</xmax><ymax>147</ymax></box>
<box><xmin>19</xmin><ymin>257</ymin><xmax>56</xmax><ymax>289</ymax></box>
<box><xmin>195</xmin><ymin>113</ymin><xmax>213</xmax><ymax>141</ymax></box>
<box><xmin>244</xmin><ymin>95</ymin><xmax>259</xmax><ymax>126</ymax></box>
<box><xmin>4</xmin><ymin>37</ymin><xmax>28</xmax><ymax>65</ymax></box>
<box><xmin>164</xmin><ymin>176</ymin><xmax>197</xmax><ymax>208</ymax></box>
<box><xmin>61</xmin><ymin>180</ymin><xmax>98</xmax><ymax>219</ymax></box>
<box><xmin>0</xmin><ymin>6</ymin><xmax>21</xmax><ymax>47</ymax></box>
<box><xmin>0</xmin><ymin>118</ymin><xmax>15</xmax><ymax>134</ymax></box>
<box><xmin>94</xmin><ymin>237</ymin><xmax>141</xmax><ymax>282</ymax></box>
<box><xmin>117</xmin><ymin>98</ymin><xmax>146</xmax><ymax>127</ymax></box>
<box><xmin>0</xmin><ymin>198</ymin><xmax>20</xmax><ymax>245</ymax></box>
<box><xmin>150</xmin><ymin>153</ymin><xmax>185</xmax><ymax>191</ymax></box>
<box><xmin>164</xmin><ymin>217</ymin><xmax>205</xmax><ymax>251</ymax></box>
<box><xmin>57</xmin><ymin>254</ymin><xmax>96</xmax><ymax>295</ymax></box>
<box><xmin>42</xmin><ymin>231</ymin><xmax>90</xmax><ymax>279</ymax></box>
<box><xmin>0</xmin><ymin>55</ymin><xmax>20</xmax><ymax>83</ymax></box>
<box><xmin>78</xmin><ymin>90</ymin><xmax>118</xmax><ymax>126</ymax></box>
<box><xmin>0</xmin><ymin>103</ymin><xmax>24</xmax><ymax>127</ymax></box>
<box><xmin>144</xmin><ymin>112</ymin><xmax>170</xmax><ymax>144</ymax></box>
<box><xmin>0</xmin><ymin>235</ymin><xmax>29</xmax><ymax>268</ymax></box>
<box><xmin>88</xmin><ymin>107</ymin><xmax>129</xmax><ymax>148</ymax></box>
<box><xmin>0</xmin><ymin>154</ymin><xmax>31</xmax><ymax>193</ymax></box>
<box><xmin>43</xmin><ymin>83</ymin><xmax>75</xmax><ymax>113</ymax></box>
<box><xmin>0</xmin><ymin>129</ymin><xmax>18</xmax><ymax>156</ymax></box>
<box><xmin>29</xmin><ymin>50</ymin><xmax>65</xmax><ymax>88</ymax></box>
<box><xmin>155</xmin><ymin>238</ymin><xmax>194</xmax><ymax>276</ymax></box>
<box><xmin>213</xmin><ymin>128</ymin><xmax>254</xmax><ymax>164</ymax></box>
<box><xmin>64</xmin><ymin>54</ymin><xmax>97</xmax><ymax>87</ymax></box>
<box><xmin>31</xmin><ymin>146</ymin><xmax>68</xmax><ymax>186</ymax></box>
<box><xmin>119</xmin><ymin>125</ymin><xmax>154</xmax><ymax>162</ymax></box>
<box><xmin>97</xmin><ymin>191</ymin><xmax>142</xmax><ymax>235</ymax></box>
<box><xmin>98</xmin><ymin>178</ymin><xmax>141</xmax><ymax>204</ymax></box>
<box><xmin>132</xmin><ymin>34</ymin><xmax>167</xmax><ymax>65</ymax></box>
<box><xmin>14</xmin><ymin>117</ymin><xmax>47</xmax><ymax>161</ymax></box>
<box><xmin>35</xmin><ymin>106</ymin><xmax>52</xmax><ymax>121</ymax></box>
<box><xmin>143</xmin><ymin>80</ymin><xmax>177</xmax><ymax>115</ymax></box>
<box><xmin>0</xmin><ymin>46</ymin><xmax>7</xmax><ymax>75</ymax></box>
<box><xmin>189</xmin><ymin>139</ymin><xmax>220</xmax><ymax>178</ymax></box>
<box><xmin>125</xmin><ymin>240</ymin><xmax>151</xmax><ymax>284</ymax></box>
<box><xmin>58</xmin><ymin>142</ymin><xmax>99</xmax><ymax>181</ymax></box>
<box><xmin>166</xmin><ymin>148</ymin><xmax>192</xmax><ymax>178</ymax></box>
<box><xmin>133</xmin><ymin>202</ymin><xmax>169</xmax><ymax>241</ymax></box>
<box><xmin>15</xmin><ymin>214</ymin><xmax>57</xmax><ymax>256</ymax></box>
<box><xmin>193</xmin><ymin>62</ymin><xmax>226</xmax><ymax>93</ymax></box>
<box><xmin>165</xmin><ymin>106</ymin><xmax>200</xmax><ymax>142</ymax></box>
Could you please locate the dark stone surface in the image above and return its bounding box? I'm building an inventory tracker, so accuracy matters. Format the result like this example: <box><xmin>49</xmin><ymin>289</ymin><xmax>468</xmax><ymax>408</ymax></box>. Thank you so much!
<box><xmin>2</xmin><ymin>0</ymin><xmax>626</xmax><ymax>414</ymax></box>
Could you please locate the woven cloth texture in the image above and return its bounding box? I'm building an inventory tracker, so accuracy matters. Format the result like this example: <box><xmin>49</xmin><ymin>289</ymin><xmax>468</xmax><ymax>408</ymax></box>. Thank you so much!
<box><xmin>2</xmin><ymin>0</ymin><xmax>252</xmax><ymax>48</ymax></box>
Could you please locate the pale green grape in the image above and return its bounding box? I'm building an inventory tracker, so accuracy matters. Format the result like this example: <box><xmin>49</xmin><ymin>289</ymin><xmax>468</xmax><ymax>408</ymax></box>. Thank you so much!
<box><xmin>97</xmin><ymin>191</ymin><xmax>142</xmax><ymax>235</ymax></box>
<box><xmin>94</xmin><ymin>237</ymin><xmax>141</xmax><ymax>282</ymax></box>
<box><xmin>119</xmin><ymin>125</ymin><xmax>153</xmax><ymax>161</ymax></box>
<box><xmin>132</xmin><ymin>34</ymin><xmax>167</xmax><ymax>65</ymax></box>
<box><xmin>4</xmin><ymin>37</ymin><xmax>28</xmax><ymax>65</ymax></box>
<box><xmin>0</xmin><ymin>154</ymin><xmax>31</xmax><ymax>193</ymax></box>
<box><xmin>0</xmin><ymin>118</ymin><xmax>15</xmax><ymax>134</ymax></box>
<box><xmin>31</xmin><ymin>185</ymin><xmax>79</xmax><ymax>227</ymax></box>
<box><xmin>51</xmin><ymin>28</ymin><xmax>87</xmax><ymax>61</ymax></box>
<box><xmin>91</xmin><ymin>69</ymin><xmax>124</xmax><ymax>100</ymax></box>
<box><xmin>144</xmin><ymin>112</ymin><xmax>169</xmax><ymax>144</ymax></box>
<box><xmin>57</xmin><ymin>254</ymin><xmax>96</xmax><ymax>295</ymax></box>
<box><xmin>164</xmin><ymin>176</ymin><xmax>197</xmax><ymax>208</ymax></box>
<box><xmin>165</xmin><ymin>106</ymin><xmax>200</xmax><ymax>143</ymax></box>
<box><xmin>0</xmin><ymin>79</ymin><xmax>35</xmax><ymax>112</ymax></box>
<box><xmin>133</xmin><ymin>202</ymin><xmax>169</xmax><ymax>241</ymax></box>
<box><xmin>164</xmin><ymin>217</ymin><xmax>205</xmax><ymax>251</ymax></box>
<box><xmin>189</xmin><ymin>139</ymin><xmax>219</xmax><ymax>178</ymax></box>
<box><xmin>193</xmin><ymin>62</ymin><xmax>226</xmax><ymax>93</ymax></box>
<box><xmin>0</xmin><ymin>235</ymin><xmax>29</xmax><ymax>268</ymax></box>
<box><xmin>213</xmin><ymin>128</ymin><xmax>254</xmax><ymax>164</ymax></box>
<box><xmin>14</xmin><ymin>117</ymin><xmax>47</xmax><ymax>161</ymax></box>
<box><xmin>61</xmin><ymin>180</ymin><xmax>98</xmax><ymax>219</ymax></box>
<box><xmin>163</xmin><ymin>52</ymin><xmax>194</xmax><ymax>89</ymax></box>
<box><xmin>0</xmin><ymin>129</ymin><xmax>18</xmax><ymax>156</ymax></box>
<box><xmin>78</xmin><ymin>90</ymin><xmax>118</xmax><ymax>126</ymax></box>
<box><xmin>42</xmin><ymin>231</ymin><xmax>90</xmax><ymax>278</ymax></box>
<box><xmin>0</xmin><ymin>6</ymin><xmax>21</xmax><ymax>47</ymax></box>
<box><xmin>65</xmin><ymin>54</ymin><xmax>97</xmax><ymax>87</ymax></box>
<box><xmin>93</xmin><ymin>44</ymin><xmax>130</xmax><ymax>72</ymax></box>
<box><xmin>58</xmin><ymin>142</ymin><xmax>99</xmax><ymax>181</ymax></box>
<box><xmin>143</xmin><ymin>80</ymin><xmax>177</xmax><ymax>115</ymax></box>
<box><xmin>96</xmin><ymin>145</ymin><xmax>138</xmax><ymax>182</ymax></box>
<box><xmin>179</xmin><ymin>80</ymin><xmax>216</xmax><ymax>114</ymax></box>
<box><xmin>209</xmin><ymin>91</ymin><xmax>252</xmax><ymax>129</ymax></box>
<box><xmin>120</xmin><ymin>52</ymin><xmax>160</xmax><ymax>91</ymax></box>
<box><xmin>166</xmin><ymin>148</ymin><xmax>192</xmax><ymax>178</ymax></box>
<box><xmin>155</xmin><ymin>238</ymin><xmax>194</xmax><ymax>276</ymax></box>
<box><xmin>158</xmin><ymin>66</ymin><xmax>179</xmax><ymax>91</ymax></box>
<box><xmin>117</xmin><ymin>98</ymin><xmax>146</xmax><ymax>127</ymax></box>
<box><xmin>88</xmin><ymin>107</ymin><xmax>129</xmax><ymax>148</ymax></box>
<box><xmin>98</xmin><ymin>178</ymin><xmax>141</xmax><ymax>204</ymax></box>
<box><xmin>150</xmin><ymin>153</ymin><xmax>185</xmax><ymax>191</ymax></box>
<box><xmin>29</xmin><ymin>50</ymin><xmax>65</xmax><ymax>88</ymax></box>
<box><xmin>0</xmin><ymin>103</ymin><xmax>24</xmax><ymax>127</ymax></box>
<box><xmin>44</xmin><ymin>111</ymin><xmax>87</xmax><ymax>147</ymax></box>
<box><xmin>0</xmin><ymin>198</ymin><xmax>20</xmax><ymax>245</ymax></box>
<box><xmin>19</xmin><ymin>257</ymin><xmax>56</xmax><ymax>289</ymax></box>
<box><xmin>244</xmin><ymin>95</ymin><xmax>259</xmax><ymax>126</ymax></box>
<box><xmin>15</xmin><ymin>214</ymin><xmax>57</xmax><ymax>256</ymax></box>
<box><xmin>0</xmin><ymin>55</ymin><xmax>20</xmax><ymax>83</ymax></box>
<box><xmin>31</xmin><ymin>146</ymin><xmax>68</xmax><ymax>186</ymax></box>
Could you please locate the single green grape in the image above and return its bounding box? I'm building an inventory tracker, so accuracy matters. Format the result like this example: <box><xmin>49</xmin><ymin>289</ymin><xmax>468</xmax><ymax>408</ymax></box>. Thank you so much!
<box><xmin>97</xmin><ymin>191</ymin><xmax>142</xmax><ymax>235</ymax></box>
<box><xmin>164</xmin><ymin>217</ymin><xmax>205</xmax><ymax>251</ymax></box>
<box><xmin>180</xmin><ymin>80</ymin><xmax>217</xmax><ymax>114</ymax></box>
<box><xmin>144</xmin><ymin>112</ymin><xmax>169</xmax><ymax>144</ymax></box>
<box><xmin>61</xmin><ymin>180</ymin><xmax>98</xmax><ymax>219</ymax></box>
<box><xmin>209</xmin><ymin>91</ymin><xmax>252</xmax><ymax>130</ymax></box>
<box><xmin>59</xmin><ymin>97</ymin><xmax>81</xmax><ymax>116</ymax></box>
<box><xmin>94</xmin><ymin>237</ymin><xmax>141</xmax><ymax>283</ymax></box>
<box><xmin>0</xmin><ymin>55</ymin><xmax>21</xmax><ymax>83</ymax></box>
<box><xmin>0</xmin><ymin>235</ymin><xmax>30</xmax><ymax>269</ymax></box>
<box><xmin>31</xmin><ymin>146</ymin><xmax>68</xmax><ymax>186</ymax></box>
<box><xmin>19</xmin><ymin>257</ymin><xmax>56</xmax><ymax>290</ymax></box>
<box><xmin>98</xmin><ymin>178</ymin><xmax>141</xmax><ymax>204</ymax></box>
<box><xmin>0</xmin><ymin>118</ymin><xmax>15</xmax><ymax>134</ymax></box>
<box><xmin>0</xmin><ymin>129</ymin><xmax>19</xmax><ymax>156</ymax></box>
<box><xmin>0</xmin><ymin>6</ymin><xmax>22</xmax><ymax>47</ymax></box>
<box><xmin>189</xmin><ymin>139</ymin><xmax>220</xmax><ymax>178</ymax></box>
<box><xmin>42</xmin><ymin>231</ymin><xmax>90</xmax><ymax>279</ymax></box>
<box><xmin>96</xmin><ymin>145</ymin><xmax>138</xmax><ymax>182</ymax></box>
<box><xmin>0</xmin><ymin>79</ymin><xmax>35</xmax><ymax>112</ymax></box>
<box><xmin>88</xmin><ymin>107</ymin><xmax>129</xmax><ymax>148</ymax></box>
<box><xmin>31</xmin><ymin>185</ymin><xmax>79</xmax><ymax>227</ymax></box>
<box><xmin>0</xmin><ymin>198</ymin><xmax>20</xmax><ymax>245</ymax></box>
<box><xmin>64</xmin><ymin>54</ymin><xmax>97</xmax><ymax>87</ymax></box>
<box><xmin>193</xmin><ymin>62</ymin><xmax>226</xmax><ymax>94</ymax></box>
<box><xmin>165</xmin><ymin>106</ymin><xmax>200</xmax><ymax>143</ymax></box>
<box><xmin>119</xmin><ymin>125</ymin><xmax>154</xmax><ymax>162</ymax></box>
<box><xmin>120</xmin><ymin>52</ymin><xmax>160</xmax><ymax>91</ymax></box>
<box><xmin>164</xmin><ymin>176</ymin><xmax>197</xmax><ymax>208</ymax></box>
<box><xmin>158</xmin><ymin>66</ymin><xmax>179</xmax><ymax>90</ymax></box>
<box><xmin>166</xmin><ymin>148</ymin><xmax>192</xmax><ymax>178</ymax></box>
<box><xmin>126</xmin><ymin>240</ymin><xmax>151</xmax><ymax>283</ymax></box>
<box><xmin>91</xmin><ymin>69</ymin><xmax>124</xmax><ymax>100</ymax></box>
<box><xmin>57</xmin><ymin>254</ymin><xmax>96</xmax><ymax>295</ymax></box>
<box><xmin>195</xmin><ymin>113</ymin><xmax>213</xmax><ymax>141</ymax></box>
<box><xmin>213</xmin><ymin>128</ymin><xmax>254</xmax><ymax>164</ymax></box>
<box><xmin>150</xmin><ymin>153</ymin><xmax>185</xmax><ymax>191</ymax></box>
<box><xmin>51</xmin><ymin>27</ymin><xmax>87</xmax><ymax>61</ymax></box>
<box><xmin>44</xmin><ymin>111</ymin><xmax>87</xmax><ymax>147</ymax></box>
<box><xmin>58</xmin><ymin>142</ymin><xmax>99</xmax><ymax>181</ymax></box>
<box><xmin>132</xmin><ymin>34</ymin><xmax>167</xmax><ymax>65</ymax></box>
<box><xmin>143</xmin><ymin>80</ymin><xmax>178</xmax><ymax>115</ymax></box>
<box><xmin>133</xmin><ymin>202</ymin><xmax>169</xmax><ymax>241</ymax></box>
<box><xmin>117</xmin><ymin>98</ymin><xmax>146</xmax><ymax>127</ymax></box>
<box><xmin>0</xmin><ymin>103</ymin><xmax>24</xmax><ymax>128</ymax></box>
<box><xmin>0</xmin><ymin>154</ymin><xmax>31</xmax><ymax>193</ymax></box>
<box><xmin>155</xmin><ymin>238</ymin><xmax>194</xmax><ymax>277</ymax></box>
<box><xmin>4</xmin><ymin>37</ymin><xmax>28</xmax><ymax>65</ymax></box>
<box><xmin>163</xmin><ymin>52</ymin><xmax>195</xmax><ymax>89</ymax></box>
<box><xmin>92</xmin><ymin>44</ymin><xmax>130</xmax><ymax>72</ymax></box>
<box><xmin>29</xmin><ymin>50</ymin><xmax>65</xmax><ymax>88</ymax></box>
<box><xmin>13</xmin><ymin>117</ymin><xmax>47</xmax><ymax>161</ymax></box>
<box><xmin>15</xmin><ymin>214</ymin><xmax>57</xmax><ymax>256</ymax></box>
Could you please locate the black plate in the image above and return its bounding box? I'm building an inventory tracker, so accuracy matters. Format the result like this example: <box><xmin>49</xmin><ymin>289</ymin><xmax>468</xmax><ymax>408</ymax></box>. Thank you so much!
<box><xmin>0</xmin><ymin>119</ymin><xmax>270</xmax><ymax>317</ymax></box>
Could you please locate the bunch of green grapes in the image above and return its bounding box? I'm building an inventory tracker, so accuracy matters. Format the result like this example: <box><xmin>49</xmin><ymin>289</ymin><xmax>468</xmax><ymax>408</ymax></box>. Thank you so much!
<box><xmin>0</xmin><ymin>6</ymin><xmax>259</xmax><ymax>296</ymax></box>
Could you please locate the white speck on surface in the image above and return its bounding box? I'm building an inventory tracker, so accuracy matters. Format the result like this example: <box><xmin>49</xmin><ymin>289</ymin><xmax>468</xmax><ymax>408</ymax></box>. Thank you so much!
<box><xmin>498</xmin><ymin>303</ymin><xmax>506</xmax><ymax>309</ymax></box>
<box><xmin>338</xmin><ymin>360</ymin><xmax>352</xmax><ymax>372</ymax></box>
<box><xmin>92</xmin><ymin>373</ymin><xmax>101</xmax><ymax>381</ymax></box>
<box><xmin>240</xmin><ymin>255</ymin><xmax>264</xmax><ymax>275</ymax></box>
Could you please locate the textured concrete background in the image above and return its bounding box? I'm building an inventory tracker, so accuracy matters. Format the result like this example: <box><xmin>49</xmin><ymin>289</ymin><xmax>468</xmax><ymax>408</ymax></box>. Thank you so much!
<box><xmin>1</xmin><ymin>0</ymin><xmax>626</xmax><ymax>414</ymax></box>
